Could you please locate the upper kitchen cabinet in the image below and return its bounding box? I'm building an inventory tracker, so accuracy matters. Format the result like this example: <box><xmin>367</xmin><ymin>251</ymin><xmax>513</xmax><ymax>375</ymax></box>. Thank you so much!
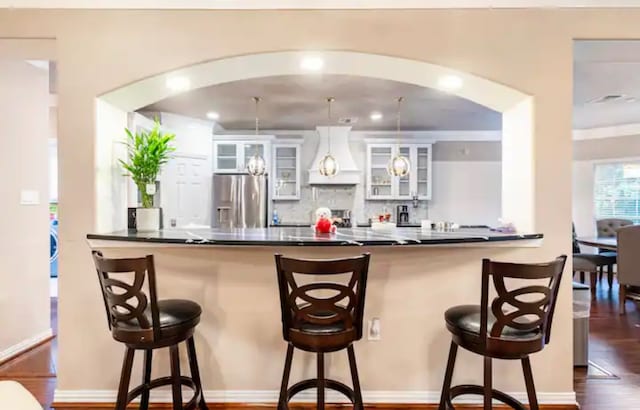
<box><xmin>213</xmin><ymin>137</ymin><xmax>274</xmax><ymax>173</ymax></box>
<box><xmin>365</xmin><ymin>141</ymin><xmax>433</xmax><ymax>200</ymax></box>
<box><xmin>272</xmin><ymin>141</ymin><xmax>302</xmax><ymax>200</ymax></box>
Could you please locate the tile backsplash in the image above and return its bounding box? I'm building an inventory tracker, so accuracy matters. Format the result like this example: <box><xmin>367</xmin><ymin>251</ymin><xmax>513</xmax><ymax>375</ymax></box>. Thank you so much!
<box><xmin>273</xmin><ymin>184</ymin><xmax>429</xmax><ymax>225</ymax></box>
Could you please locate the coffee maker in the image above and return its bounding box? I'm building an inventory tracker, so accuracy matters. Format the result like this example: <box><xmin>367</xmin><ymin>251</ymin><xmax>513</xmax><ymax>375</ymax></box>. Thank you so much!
<box><xmin>396</xmin><ymin>205</ymin><xmax>409</xmax><ymax>225</ymax></box>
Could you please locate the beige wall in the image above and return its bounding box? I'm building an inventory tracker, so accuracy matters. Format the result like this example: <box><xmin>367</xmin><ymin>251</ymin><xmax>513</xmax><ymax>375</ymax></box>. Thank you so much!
<box><xmin>5</xmin><ymin>7</ymin><xmax>640</xmax><ymax>402</ymax></box>
<box><xmin>0</xmin><ymin>60</ymin><xmax>51</xmax><ymax>356</ymax></box>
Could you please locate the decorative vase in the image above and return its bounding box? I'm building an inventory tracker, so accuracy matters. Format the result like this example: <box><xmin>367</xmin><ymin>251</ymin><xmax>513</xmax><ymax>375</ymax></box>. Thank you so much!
<box><xmin>136</xmin><ymin>208</ymin><xmax>160</xmax><ymax>232</ymax></box>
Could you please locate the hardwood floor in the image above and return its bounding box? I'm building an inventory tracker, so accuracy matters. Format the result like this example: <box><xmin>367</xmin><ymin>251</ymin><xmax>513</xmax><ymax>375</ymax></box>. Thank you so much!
<box><xmin>2</xmin><ymin>284</ymin><xmax>639</xmax><ymax>409</ymax></box>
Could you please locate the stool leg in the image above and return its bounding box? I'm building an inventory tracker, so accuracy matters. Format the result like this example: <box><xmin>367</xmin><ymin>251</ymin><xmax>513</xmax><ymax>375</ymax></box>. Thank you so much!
<box><xmin>438</xmin><ymin>341</ymin><xmax>458</xmax><ymax>410</ymax></box>
<box><xmin>483</xmin><ymin>356</ymin><xmax>492</xmax><ymax>410</ymax></box>
<box><xmin>590</xmin><ymin>270</ymin><xmax>597</xmax><ymax>299</ymax></box>
<box><xmin>140</xmin><ymin>349</ymin><xmax>153</xmax><ymax>410</ymax></box>
<box><xmin>278</xmin><ymin>344</ymin><xmax>294</xmax><ymax>410</ymax></box>
<box><xmin>347</xmin><ymin>344</ymin><xmax>364</xmax><ymax>410</ymax></box>
<box><xmin>522</xmin><ymin>356</ymin><xmax>539</xmax><ymax>410</ymax></box>
<box><xmin>169</xmin><ymin>344</ymin><xmax>183</xmax><ymax>410</ymax></box>
<box><xmin>115</xmin><ymin>347</ymin><xmax>135</xmax><ymax>410</ymax></box>
<box><xmin>579</xmin><ymin>271</ymin><xmax>585</xmax><ymax>284</ymax></box>
<box><xmin>317</xmin><ymin>352</ymin><xmax>325</xmax><ymax>410</ymax></box>
<box><xmin>187</xmin><ymin>337</ymin><xmax>208</xmax><ymax>410</ymax></box>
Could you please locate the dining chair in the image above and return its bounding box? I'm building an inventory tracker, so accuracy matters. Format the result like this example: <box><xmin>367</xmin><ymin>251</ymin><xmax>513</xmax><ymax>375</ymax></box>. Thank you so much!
<box><xmin>573</xmin><ymin>223</ymin><xmax>616</xmax><ymax>296</ymax></box>
<box><xmin>615</xmin><ymin>225</ymin><xmax>640</xmax><ymax>314</ymax></box>
<box><xmin>596</xmin><ymin>218</ymin><xmax>632</xmax><ymax>283</ymax></box>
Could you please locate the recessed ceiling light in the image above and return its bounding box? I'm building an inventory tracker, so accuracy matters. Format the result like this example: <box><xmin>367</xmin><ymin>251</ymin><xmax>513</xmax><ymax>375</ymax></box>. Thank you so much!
<box><xmin>206</xmin><ymin>111</ymin><xmax>220</xmax><ymax>120</ymax></box>
<box><xmin>300</xmin><ymin>56</ymin><xmax>324</xmax><ymax>72</ymax></box>
<box><xmin>165</xmin><ymin>76</ymin><xmax>190</xmax><ymax>91</ymax></box>
<box><xmin>438</xmin><ymin>75</ymin><xmax>463</xmax><ymax>91</ymax></box>
<box><xmin>370</xmin><ymin>112</ymin><xmax>383</xmax><ymax>121</ymax></box>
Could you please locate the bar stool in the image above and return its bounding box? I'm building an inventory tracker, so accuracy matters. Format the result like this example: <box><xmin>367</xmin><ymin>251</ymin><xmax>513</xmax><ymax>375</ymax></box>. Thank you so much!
<box><xmin>438</xmin><ymin>256</ymin><xmax>567</xmax><ymax>410</ymax></box>
<box><xmin>92</xmin><ymin>251</ymin><xmax>208</xmax><ymax>410</ymax></box>
<box><xmin>274</xmin><ymin>253</ymin><xmax>370</xmax><ymax>410</ymax></box>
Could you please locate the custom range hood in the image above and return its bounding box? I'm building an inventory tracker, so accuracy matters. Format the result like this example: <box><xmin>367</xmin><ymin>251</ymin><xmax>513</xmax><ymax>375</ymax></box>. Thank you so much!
<box><xmin>308</xmin><ymin>126</ymin><xmax>361</xmax><ymax>185</ymax></box>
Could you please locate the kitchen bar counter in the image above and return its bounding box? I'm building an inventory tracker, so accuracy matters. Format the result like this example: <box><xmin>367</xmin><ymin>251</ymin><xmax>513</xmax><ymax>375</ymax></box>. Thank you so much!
<box><xmin>87</xmin><ymin>226</ymin><xmax>542</xmax><ymax>247</ymax></box>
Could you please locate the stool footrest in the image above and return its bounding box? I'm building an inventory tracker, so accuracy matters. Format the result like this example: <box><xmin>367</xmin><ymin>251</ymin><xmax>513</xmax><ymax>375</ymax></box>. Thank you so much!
<box><xmin>448</xmin><ymin>384</ymin><xmax>527</xmax><ymax>410</ymax></box>
<box><xmin>127</xmin><ymin>375</ymin><xmax>203</xmax><ymax>410</ymax></box>
<box><xmin>286</xmin><ymin>377</ymin><xmax>356</xmax><ymax>404</ymax></box>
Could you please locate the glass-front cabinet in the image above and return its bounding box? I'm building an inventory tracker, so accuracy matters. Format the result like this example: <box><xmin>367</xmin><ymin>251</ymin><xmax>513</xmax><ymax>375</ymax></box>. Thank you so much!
<box><xmin>366</xmin><ymin>142</ymin><xmax>433</xmax><ymax>200</ymax></box>
<box><xmin>272</xmin><ymin>143</ymin><xmax>301</xmax><ymax>200</ymax></box>
<box><xmin>213</xmin><ymin>140</ymin><xmax>270</xmax><ymax>173</ymax></box>
<box><xmin>366</xmin><ymin>145</ymin><xmax>394</xmax><ymax>200</ymax></box>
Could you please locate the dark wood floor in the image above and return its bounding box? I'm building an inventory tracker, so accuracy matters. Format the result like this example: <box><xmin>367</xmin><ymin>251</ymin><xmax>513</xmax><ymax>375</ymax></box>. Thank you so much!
<box><xmin>2</xmin><ymin>281</ymin><xmax>639</xmax><ymax>410</ymax></box>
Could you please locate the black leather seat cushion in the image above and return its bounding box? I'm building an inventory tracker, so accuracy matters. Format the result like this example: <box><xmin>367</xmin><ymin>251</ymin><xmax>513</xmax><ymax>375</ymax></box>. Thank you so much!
<box><xmin>156</xmin><ymin>299</ymin><xmax>202</xmax><ymax>329</ymax></box>
<box><xmin>296</xmin><ymin>309</ymin><xmax>348</xmax><ymax>335</ymax></box>
<box><xmin>119</xmin><ymin>299</ymin><xmax>202</xmax><ymax>331</ymax></box>
<box><xmin>445</xmin><ymin>305</ymin><xmax>540</xmax><ymax>341</ymax></box>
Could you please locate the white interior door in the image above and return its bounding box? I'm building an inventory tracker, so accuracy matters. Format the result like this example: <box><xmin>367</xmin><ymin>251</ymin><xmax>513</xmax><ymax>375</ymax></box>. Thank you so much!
<box><xmin>162</xmin><ymin>154</ymin><xmax>210</xmax><ymax>228</ymax></box>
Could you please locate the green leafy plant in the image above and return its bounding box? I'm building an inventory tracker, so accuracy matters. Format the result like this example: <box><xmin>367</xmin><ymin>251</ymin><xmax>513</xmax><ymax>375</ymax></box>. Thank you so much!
<box><xmin>119</xmin><ymin>120</ymin><xmax>176</xmax><ymax>208</ymax></box>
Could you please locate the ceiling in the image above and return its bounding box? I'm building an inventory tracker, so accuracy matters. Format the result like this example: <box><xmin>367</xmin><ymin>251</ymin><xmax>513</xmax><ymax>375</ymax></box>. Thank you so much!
<box><xmin>574</xmin><ymin>40</ymin><xmax>640</xmax><ymax>129</ymax></box>
<box><xmin>141</xmin><ymin>75</ymin><xmax>502</xmax><ymax>131</ymax></box>
<box><xmin>141</xmin><ymin>40</ymin><xmax>640</xmax><ymax>132</ymax></box>
<box><xmin>5</xmin><ymin>0</ymin><xmax>640</xmax><ymax>9</ymax></box>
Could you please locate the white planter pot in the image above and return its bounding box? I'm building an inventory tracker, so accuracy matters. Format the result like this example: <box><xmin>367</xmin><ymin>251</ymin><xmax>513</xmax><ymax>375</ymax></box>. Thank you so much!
<box><xmin>136</xmin><ymin>208</ymin><xmax>160</xmax><ymax>232</ymax></box>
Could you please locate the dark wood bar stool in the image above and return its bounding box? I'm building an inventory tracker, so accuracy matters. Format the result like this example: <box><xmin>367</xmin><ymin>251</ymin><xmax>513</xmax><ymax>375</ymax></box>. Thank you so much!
<box><xmin>274</xmin><ymin>253</ymin><xmax>370</xmax><ymax>410</ymax></box>
<box><xmin>438</xmin><ymin>255</ymin><xmax>567</xmax><ymax>410</ymax></box>
<box><xmin>92</xmin><ymin>251</ymin><xmax>208</xmax><ymax>410</ymax></box>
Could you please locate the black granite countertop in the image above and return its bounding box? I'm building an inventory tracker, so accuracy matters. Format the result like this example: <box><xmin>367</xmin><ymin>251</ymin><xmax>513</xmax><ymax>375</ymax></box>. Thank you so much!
<box><xmin>87</xmin><ymin>227</ymin><xmax>542</xmax><ymax>247</ymax></box>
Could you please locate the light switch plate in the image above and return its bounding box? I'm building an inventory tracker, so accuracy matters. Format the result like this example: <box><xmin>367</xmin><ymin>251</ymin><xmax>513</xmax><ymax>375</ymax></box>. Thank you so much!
<box><xmin>20</xmin><ymin>190</ymin><xmax>40</xmax><ymax>205</ymax></box>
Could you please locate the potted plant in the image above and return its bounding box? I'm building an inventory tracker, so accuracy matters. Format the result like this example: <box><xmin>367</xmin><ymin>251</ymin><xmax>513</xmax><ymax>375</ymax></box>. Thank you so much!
<box><xmin>119</xmin><ymin>120</ymin><xmax>175</xmax><ymax>232</ymax></box>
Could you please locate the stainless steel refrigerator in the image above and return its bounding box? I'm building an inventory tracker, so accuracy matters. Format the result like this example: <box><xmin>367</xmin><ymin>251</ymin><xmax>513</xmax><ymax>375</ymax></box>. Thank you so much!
<box><xmin>211</xmin><ymin>173</ymin><xmax>268</xmax><ymax>228</ymax></box>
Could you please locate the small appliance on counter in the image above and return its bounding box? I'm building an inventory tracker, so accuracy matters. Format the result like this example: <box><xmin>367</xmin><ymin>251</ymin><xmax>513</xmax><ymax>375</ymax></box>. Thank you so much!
<box><xmin>397</xmin><ymin>205</ymin><xmax>410</xmax><ymax>225</ymax></box>
<box><xmin>331</xmin><ymin>209</ymin><xmax>352</xmax><ymax>228</ymax></box>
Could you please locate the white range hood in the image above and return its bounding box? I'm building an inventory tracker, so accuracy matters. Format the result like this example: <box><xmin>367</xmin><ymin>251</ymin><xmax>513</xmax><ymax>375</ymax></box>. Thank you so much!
<box><xmin>308</xmin><ymin>126</ymin><xmax>361</xmax><ymax>185</ymax></box>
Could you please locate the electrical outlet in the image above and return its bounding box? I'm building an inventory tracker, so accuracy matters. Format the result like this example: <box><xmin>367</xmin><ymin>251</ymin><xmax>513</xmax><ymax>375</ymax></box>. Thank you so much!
<box><xmin>368</xmin><ymin>317</ymin><xmax>381</xmax><ymax>341</ymax></box>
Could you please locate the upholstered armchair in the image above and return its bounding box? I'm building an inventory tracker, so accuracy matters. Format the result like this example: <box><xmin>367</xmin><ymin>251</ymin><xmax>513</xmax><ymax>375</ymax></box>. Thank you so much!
<box><xmin>616</xmin><ymin>225</ymin><xmax>640</xmax><ymax>314</ymax></box>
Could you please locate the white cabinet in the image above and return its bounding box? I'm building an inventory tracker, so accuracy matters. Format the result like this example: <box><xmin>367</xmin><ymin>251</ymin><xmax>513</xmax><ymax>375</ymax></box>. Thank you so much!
<box><xmin>272</xmin><ymin>143</ymin><xmax>301</xmax><ymax>200</ymax></box>
<box><xmin>366</xmin><ymin>143</ymin><xmax>433</xmax><ymax>200</ymax></box>
<box><xmin>213</xmin><ymin>139</ymin><xmax>270</xmax><ymax>173</ymax></box>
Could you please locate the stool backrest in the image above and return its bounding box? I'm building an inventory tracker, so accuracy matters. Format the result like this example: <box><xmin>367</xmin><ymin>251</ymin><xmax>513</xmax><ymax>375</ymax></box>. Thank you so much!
<box><xmin>91</xmin><ymin>251</ymin><xmax>160</xmax><ymax>341</ymax></box>
<box><xmin>480</xmin><ymin>255</ymin><xmax>567</xmax><ymax>345</ymax></box>
<box><xmin>275</xmin><ymin>253</ymin><xmax>370</xmax><ymax>341</ymax></box>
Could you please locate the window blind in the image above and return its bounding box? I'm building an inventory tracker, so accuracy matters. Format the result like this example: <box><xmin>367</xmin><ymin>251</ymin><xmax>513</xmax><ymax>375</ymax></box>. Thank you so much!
<box><xmin>594</xmin><ymin>162</ymin><xmax>640</xmax><ymax>224</ymax></box>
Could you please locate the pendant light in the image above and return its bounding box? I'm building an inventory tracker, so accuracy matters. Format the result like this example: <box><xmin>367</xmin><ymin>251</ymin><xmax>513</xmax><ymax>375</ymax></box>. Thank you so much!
<box><xmin>387</xmin><ymin>97</ymin><xmax>411</xmax><ymax>177</ymax></box>
<box><xmin>246</xmin><ymin>96</ymin><xmax>267</xmax><ymax>176</ymax></box>
<box><xmin>318</xmin><ymin>97</ymin><xmax>339</xmax><ymax>177</ymax></box>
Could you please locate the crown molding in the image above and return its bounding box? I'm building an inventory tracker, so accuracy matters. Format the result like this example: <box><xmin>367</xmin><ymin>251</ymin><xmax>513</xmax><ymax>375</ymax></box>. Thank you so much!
<box><xmin>2</xmin><ymin>0</ymin><xmax>640</xmax><ymax>9</ymax></box>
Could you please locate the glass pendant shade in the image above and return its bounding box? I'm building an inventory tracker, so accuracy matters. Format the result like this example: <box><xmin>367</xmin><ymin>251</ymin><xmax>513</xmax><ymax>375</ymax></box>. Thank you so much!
<box><xmin>388</xmin><ymin>154</ymin><xmax>410</xmax><ymax>177</ymax></box>
<box><xmin>247</xmin><ymin>96</ymin><xmax>267</xmax><ymax>176</ymax></box>
<box><xmin>246</xmin><ymin>154</ymin><xmax>267</xmax><ymax>176</ymax></box>
<box><xmin>319</xmin><ymin>154</ymin><xmax>339</xmax><ymax>177</ymax></box>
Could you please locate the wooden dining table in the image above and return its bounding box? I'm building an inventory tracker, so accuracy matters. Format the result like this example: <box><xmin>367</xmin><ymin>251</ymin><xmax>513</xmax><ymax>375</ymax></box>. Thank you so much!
<box><xmin>577</xmin><ymin>236</ymin><xmax>618</xmax><ymax>251</ymax></box>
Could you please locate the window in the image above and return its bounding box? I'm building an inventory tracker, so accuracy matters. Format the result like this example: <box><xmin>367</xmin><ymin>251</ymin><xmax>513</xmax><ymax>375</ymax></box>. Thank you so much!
<box><xmin>594</xmin><ymin>162</ymin><xmax>640</xmax><ymax>224</ymax></box>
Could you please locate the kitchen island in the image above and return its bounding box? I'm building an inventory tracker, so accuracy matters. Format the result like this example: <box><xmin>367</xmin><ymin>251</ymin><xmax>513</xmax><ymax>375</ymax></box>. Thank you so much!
<box><xmin>87</xmin><ymin>226</ymin><xmax>542</xmax><ymax>247</ymax></box>
<box><xmin>80</xmin><ymin>226</ymin><xmax>572</xmax><ymax>407</ymax></box>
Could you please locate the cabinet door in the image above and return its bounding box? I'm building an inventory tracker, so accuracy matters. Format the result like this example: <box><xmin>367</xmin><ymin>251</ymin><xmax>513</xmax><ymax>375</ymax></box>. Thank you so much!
<box><xmin>272</xmin><ymin>144</ymin><xmax>300</xmax><ymax>200</ymax></box>
<box><xmin>367</xmin><ymin>145</ymin><xmax>394</xmax><ymax>200</ymax></box>
<box><xmin>416</xmin><ymin>145</ymin><xmax>432</xmax><ymax>200</ymax></box>
<box><xmin>214</xmin><ymin>142</ymin><xmax>239</xmax><ymax>172</ymax></box>
<box><xmin>243</xmin><ymin>143</ymin><xmax>266</xmax><ymax>172</ymax></box>
<box><xmin>396</xmin><ymin>145</ymin><xmax>413</xmax><ymax>199</ymax></box>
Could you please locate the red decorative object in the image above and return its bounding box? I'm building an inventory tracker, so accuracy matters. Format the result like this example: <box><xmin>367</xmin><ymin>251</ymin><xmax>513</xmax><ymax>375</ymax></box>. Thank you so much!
<box><xmin>315</xmin><ymin>217</ymin><xmax>333</xmax><ymax>234</ymax></box>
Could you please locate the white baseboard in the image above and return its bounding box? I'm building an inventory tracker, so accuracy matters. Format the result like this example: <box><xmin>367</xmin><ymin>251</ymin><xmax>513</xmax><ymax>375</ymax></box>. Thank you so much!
<box><xmin>0</xmin><ymin>328</ymin><xmax>54</xmax><ymax>363</ymax></box>
<box><xmin>53</xmin><ymin>389</ymin><xmax>577</xmax><ymax>405</ymax></box>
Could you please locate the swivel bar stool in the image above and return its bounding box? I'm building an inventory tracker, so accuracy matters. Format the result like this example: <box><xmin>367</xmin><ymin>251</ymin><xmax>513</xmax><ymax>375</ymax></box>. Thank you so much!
<box><xmin>275</xmin><ymin>253</ymin><xmax>370</xmax><ymax>410</ymax></box>
<box><xmin>92</xmin><ymin>251</ymin><xmax>208</xmax><ymax>410</ymax></box>
<box><xmin>439</xmin><ymin>255</ymin><xmax>567</xmax><ymax>410</ymax></box>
